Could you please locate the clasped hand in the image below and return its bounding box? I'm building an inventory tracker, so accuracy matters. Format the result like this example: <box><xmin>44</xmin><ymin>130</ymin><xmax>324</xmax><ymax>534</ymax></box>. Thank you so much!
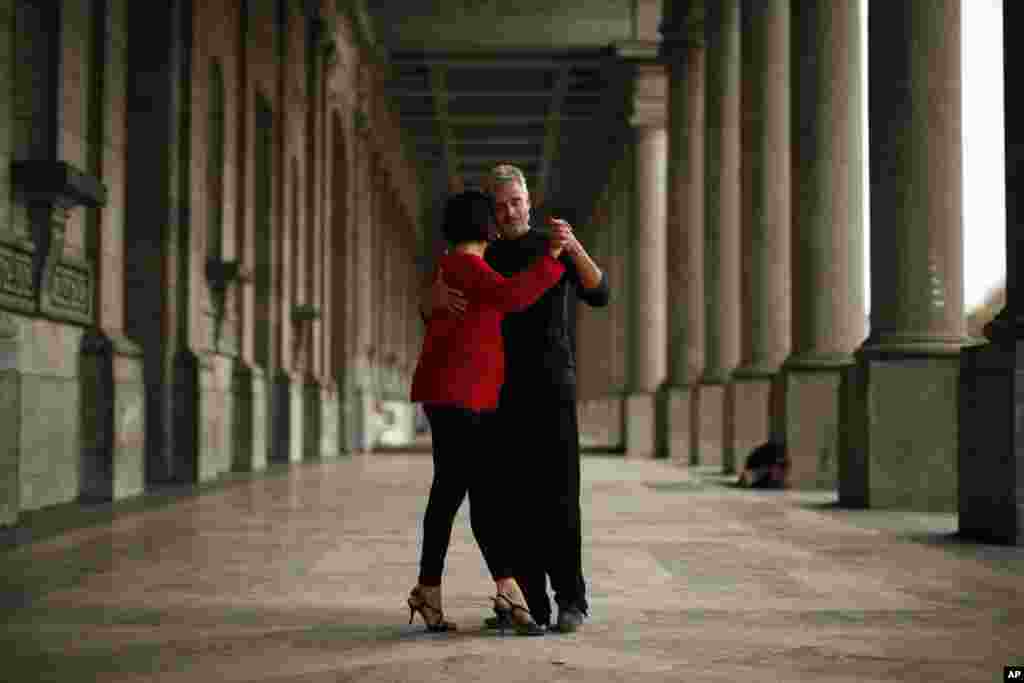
<box><xmin>430</xmin><ymin>217</ymin><xmax>580</xmax><ymax>317</ymax></box>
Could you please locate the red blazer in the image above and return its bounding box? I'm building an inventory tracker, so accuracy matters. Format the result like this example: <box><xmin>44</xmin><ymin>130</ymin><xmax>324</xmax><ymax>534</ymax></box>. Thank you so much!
<box><xmin>411</xmin><ymin>250</ymin><xmax>565</xmax><ymax>411</ymax></box>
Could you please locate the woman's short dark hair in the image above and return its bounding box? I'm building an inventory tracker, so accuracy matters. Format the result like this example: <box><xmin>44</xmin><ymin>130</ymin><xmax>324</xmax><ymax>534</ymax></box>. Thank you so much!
<box><xmin>441</xmin><ymin>190</ymin><xmax>496</xmax><ymax>245</ymax></box>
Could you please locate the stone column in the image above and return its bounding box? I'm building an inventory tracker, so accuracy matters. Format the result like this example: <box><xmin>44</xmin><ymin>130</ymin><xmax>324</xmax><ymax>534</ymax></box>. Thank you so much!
<box><xmin>270</xmin><ymin>121</ymin><xmax>292</xmax><ymax>465</ymax></box>
<box><xmin>698</xmin><ymin>0</ymin><xmax>741</xmax><ymax>472</ymax></box>
<box><xmin>167</xmin><ymin>0</ymin><xmax>228</xmax><ymax>484</ymax></box>
<box><xmin>317</xmin><ymin>53</ymin><xmax>338</xmax><ymax>461</ymax></box>
<box><xmin>658</xmin><ymin>2</ymin><xmax>706</xmax><ymax>463</ymax></box>
<box><xmin>781</xmin><ymin>0</ymin><xmax>864</xmax><ymax>489</ymax></box>
<box><xmin>624</xmin><ymin>58</ymin><xmax>668</xmax><ymax>459</ymax></box>
<box><xmin>727</xmin><ymin>0</ymin><xmax>791</xmax><ymax>471</ymax></box>
<box><xmin>64</xmin><ymin>0</ymin><xmax>144</xmax><ymax>504</ymax></box>
<box><xmin>959</xmin><ymin>0</ymin><xmax>1022</xmax><ymax>544</ymax></box>
<box><xmin>349</xmin><ymin>144</ymin><xmax>375</xmax><ymax>452</ymax></box>
<box><xmin>841</xmin><ymin>0</ymin><xmax>967</xmax><ymax>512</ymax></box>
<box><xmin>231</xmin><ymin>0</ymin><xmax>263</xmax><ymax>473</ymax></box>
<box><xmin>301</xmin><ymin>32</ymin><xmax>323</xmax><ymax>464</ymax></box>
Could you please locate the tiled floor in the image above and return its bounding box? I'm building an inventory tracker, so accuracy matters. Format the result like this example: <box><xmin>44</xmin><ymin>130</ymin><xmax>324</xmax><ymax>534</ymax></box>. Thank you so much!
<box><xmin>1</xmin><ymin>454</ymin><xmax>1021</xmax><ymax>682</ymax></box>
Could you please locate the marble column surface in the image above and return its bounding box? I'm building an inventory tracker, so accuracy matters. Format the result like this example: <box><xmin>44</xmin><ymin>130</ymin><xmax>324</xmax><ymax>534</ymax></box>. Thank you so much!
<box><xmin>736</xmin><ymin>0</ymin><xmax>791</xmax><ymax>378</ymax></box>
<box><xmin>702</xmin><ymin>0</ymin><xmax>741</xmax><ymax>388</ymax></box>
<box><xmin>630</xmin><ymin>124</ymin><xmax>667</xmax><ymax>396</ymax></box>
<box><xmin>729</xmin><ymin>0</ymin><xmax>791</xmax><ymax>470</ymax></box>
<box><xmin>659</xmin><ymin>6</ymin><xmax>706</xmax><ymax>462</ymax></box>
<box><xmin>626</xmin><ymin>121</ymin><xmax>667</xmax><ymax>460</ymax></box>
<box><xmin>0</xmin><ymin>455</ymin><xmax>1021</xmax><ymax>682</ymax></box>
<box><xmin>699</xmin><ymin>0</ymin><xmax>741</xmax><ymax>473</ymax></box>
<box><xmin>862</xmin><ymin>0</ymin><xmax>965</xmax><ymax>355</ymax></box>
<box><xmin>783</xmin><ymin>0</ymin><xmax>864</xmax><ymax>490</ymax></box>
<box><xmin>843</xmin><ymin>0</ymin><xmax>966</xmax><ymax>513</ymax></box>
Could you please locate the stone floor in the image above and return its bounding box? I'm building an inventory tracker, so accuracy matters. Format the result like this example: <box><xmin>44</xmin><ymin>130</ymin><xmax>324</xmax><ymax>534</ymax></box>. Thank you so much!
<box><xmin>1</xmin><ymin>454</ymin><xmax>1022</xmax><ymax>683</ymax></box>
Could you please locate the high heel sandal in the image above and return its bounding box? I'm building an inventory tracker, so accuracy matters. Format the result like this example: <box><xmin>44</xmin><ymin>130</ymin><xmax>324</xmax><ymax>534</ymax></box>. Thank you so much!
<box><xmin>492</xmin><ymin>592</ymin><xmax>545</xmax><ymax>636</ymax></box>
<box><xmin>407</xmin><ymin>586</ymin><xmax>456</xmax><ymax>632</ymax></box>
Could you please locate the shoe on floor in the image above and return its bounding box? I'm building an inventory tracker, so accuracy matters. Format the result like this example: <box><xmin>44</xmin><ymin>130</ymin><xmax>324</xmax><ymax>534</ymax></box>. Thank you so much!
<box><xmin>553</xmin><ymin>605</ymin><xmax>585</xmax><ymax>633</ymax></box>
<box><xmin>484</xmin><ymin>613</ymin><xmax>512</xmax><ymax>630</ymax></box>
<box><xmin>486</xmin><ymin>613</ymin><xmax>550</xmax><ymax>631</ymax></box>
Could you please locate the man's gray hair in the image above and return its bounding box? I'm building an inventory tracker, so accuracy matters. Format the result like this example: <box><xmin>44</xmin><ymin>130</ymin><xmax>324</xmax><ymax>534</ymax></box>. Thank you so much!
<box><xmin>484</xmin><ymin>163</ymin><xmax>529</xmax><ymax>195</ymax></box>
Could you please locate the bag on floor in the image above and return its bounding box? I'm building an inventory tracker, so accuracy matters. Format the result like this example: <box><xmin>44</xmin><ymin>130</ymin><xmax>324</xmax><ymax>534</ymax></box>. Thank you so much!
<box><xmin>738</xmin><ymin>441</ymin><xmax>789</xmax><ymax>489</ymax></box>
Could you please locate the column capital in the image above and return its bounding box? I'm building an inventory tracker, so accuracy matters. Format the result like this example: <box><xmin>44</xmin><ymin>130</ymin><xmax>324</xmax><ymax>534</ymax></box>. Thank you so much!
<box><xmin>659</xmin><ymin>0</ymin><xmax>706</xmax><ymax>55</ymax></box>
<box><xmin>602</xmin><ymin>43</ymin><xmax>667</xmax><ymax>130</ymax></box>
<box><xmin>626</xmin><ymin>61</ymin><xmax>667</xmax><ymax>129</ymax></box>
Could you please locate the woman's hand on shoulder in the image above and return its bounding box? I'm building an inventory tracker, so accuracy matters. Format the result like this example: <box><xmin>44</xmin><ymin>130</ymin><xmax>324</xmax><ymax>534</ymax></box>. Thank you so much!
<box><xmin>431</xmin><ymin>265</ymin><xmax>468</xmax><ymax>317</ymax></box>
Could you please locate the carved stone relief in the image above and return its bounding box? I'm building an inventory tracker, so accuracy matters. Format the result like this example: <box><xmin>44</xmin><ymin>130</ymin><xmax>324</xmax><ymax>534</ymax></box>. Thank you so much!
<box><xmin>7</xmin><ymin>160</ymin><xmax>107</xmax><ymax>325</ymax></box>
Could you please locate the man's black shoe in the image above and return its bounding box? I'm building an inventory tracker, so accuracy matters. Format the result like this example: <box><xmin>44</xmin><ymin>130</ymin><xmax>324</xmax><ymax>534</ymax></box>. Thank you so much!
<box><xmin>485</xmin><ymin>613</ymin><xmax>550</xmax><ymax>632</ymax></box>
<box><xmin>553</xmin><ymin>606</ymin><xmax>585</xmax><ymax>633</ymax></box>
<box><xmin>484</xmin><ymin>614</ymin><xmax>511</xmax><ymax>630</ymax></box>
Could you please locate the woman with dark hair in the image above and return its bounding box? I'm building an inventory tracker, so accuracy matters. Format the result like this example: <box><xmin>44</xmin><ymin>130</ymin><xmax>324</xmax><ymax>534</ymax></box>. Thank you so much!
<box><xmin>406</xmin><ymin>189</ymin><xmax>565</xmax><ymax>636</ymax></box>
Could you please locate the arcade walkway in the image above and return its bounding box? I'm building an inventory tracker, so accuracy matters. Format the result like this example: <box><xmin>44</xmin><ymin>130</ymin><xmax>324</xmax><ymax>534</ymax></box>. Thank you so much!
<box><xmin>1</xmin><ymin>455</ymin><xmax>1021</xmax><ymax>682</ymax></box>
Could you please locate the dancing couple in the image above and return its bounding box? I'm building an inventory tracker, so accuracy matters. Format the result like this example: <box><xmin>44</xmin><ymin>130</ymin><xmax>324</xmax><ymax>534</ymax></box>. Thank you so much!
<box><xmin>407</xmin><ymin>164</ymin><xmax>610</xmax><ymax>635</ymax></box>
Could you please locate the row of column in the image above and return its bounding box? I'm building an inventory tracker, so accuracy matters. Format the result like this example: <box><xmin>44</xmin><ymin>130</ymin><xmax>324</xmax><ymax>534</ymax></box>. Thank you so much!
<box><xmin>602</xmin><ymin>0</ymin><xmax>975</xmax><ymax>514</ymax></box>
<box><xmin>344</xmin><ymin>145</ymin><xmax>422</xmax><ymax>452</ymax></box>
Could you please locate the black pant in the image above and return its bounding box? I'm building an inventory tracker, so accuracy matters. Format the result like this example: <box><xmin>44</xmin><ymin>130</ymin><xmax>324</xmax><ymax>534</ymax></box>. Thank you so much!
<box><xmin>497</xmin><ymin>393</ymin><xmax>587</xmax><ymax>624</ymax></box>
<box><xmin>417</xmin><ymin>405</ymin><xmax>511</xmax><ymax>586</ymax></box>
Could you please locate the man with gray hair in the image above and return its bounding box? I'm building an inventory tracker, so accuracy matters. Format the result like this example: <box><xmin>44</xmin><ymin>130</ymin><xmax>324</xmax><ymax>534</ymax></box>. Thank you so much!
<box><xmin>425</xmin><ymin>164</ymin><xmax>609</xmax><ymax>633</ymax></box>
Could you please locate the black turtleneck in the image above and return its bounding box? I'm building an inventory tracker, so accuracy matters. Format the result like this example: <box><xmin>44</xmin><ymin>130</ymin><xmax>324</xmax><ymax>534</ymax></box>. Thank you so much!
<box><xmin>485</xmin><ymin>229</ymin><xmax>610</xmax><ymax>398</ymax></box>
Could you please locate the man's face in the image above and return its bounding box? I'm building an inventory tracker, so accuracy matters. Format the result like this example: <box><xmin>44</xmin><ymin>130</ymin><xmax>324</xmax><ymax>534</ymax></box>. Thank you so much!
<box><xmin>492</xmin><ymin>180</ymin><xmax>531</xmax><ymax>235</ymax></box>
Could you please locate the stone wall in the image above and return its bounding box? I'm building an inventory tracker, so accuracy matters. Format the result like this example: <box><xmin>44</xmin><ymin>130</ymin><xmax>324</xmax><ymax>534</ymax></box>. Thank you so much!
<box><xmin>0</xmin><ymin>0</ymin><xmax>425</xmax><ymax>527</ymax></box>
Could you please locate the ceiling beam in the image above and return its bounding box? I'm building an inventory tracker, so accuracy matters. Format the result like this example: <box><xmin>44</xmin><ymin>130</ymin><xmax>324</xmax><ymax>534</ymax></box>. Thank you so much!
<box><xmin>387</xmin><ymin>50</ymin><xmax>606</xmax><ymax>70</ymax></box>
<box><xmin>422</xmin><ymin>154</ymin><xmax>541</xmax><ymax>166</ymax></box>
<box><xmin>534</xmin><ymin>65</ymin><xmax>571</xmax><ymax>207</ymax></box>
<box><xmin>386</xmin><ymin>90</ymin><xmax>605</xmax><ymax>100</ymax></box>
<box><xmin>428</xmin><ymin>66</ymin><xmax>460</xmax><ymax>190</ymax></box>
<box><xmin>399</xmin><ymin>114</ymin><xmax>589</xmax><ymax>125</ymax></box>
<box><xmin>410</xmin><ymin>133</ymin><xmax>537</xmax><ymax>141</ymax></box>
<box><xmin>454</xmin><ymin>137</ymin><xmax>542</xmax><ymax>147</ymax></box>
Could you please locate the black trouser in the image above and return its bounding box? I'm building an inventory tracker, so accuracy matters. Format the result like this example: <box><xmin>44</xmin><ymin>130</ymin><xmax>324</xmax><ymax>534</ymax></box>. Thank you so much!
<box><xmin>497</xmin><ymin>393</ymin><xmax>587</xmax><ymax>625</ymax></box>
<box><xmin>417</xmin><ymin>405</ymin><xmax>512</xmax><ymax>586</ymax></box>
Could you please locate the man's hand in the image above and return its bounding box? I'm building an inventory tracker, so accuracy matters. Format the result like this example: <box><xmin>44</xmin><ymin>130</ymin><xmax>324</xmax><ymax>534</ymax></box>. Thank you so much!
<box><xmin>546</xmin><ymin>216</ymin><xmax>603</xmax><ymax>290</ymax></box>
<box><xmin>430</xmin><ymin>266</ymin><xmax>468</xmax><ymax>317</ymax></box>
<box><xmin>547</xmin><ymin>217</ymin><xmax>581</xmax><ymax>255</ymax></box>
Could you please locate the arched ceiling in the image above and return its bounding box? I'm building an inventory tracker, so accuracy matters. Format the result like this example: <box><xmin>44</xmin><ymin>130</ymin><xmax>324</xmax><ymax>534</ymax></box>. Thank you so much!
<box><xmin>361</xmin><ymin>0</ymin><xmax>663</xmax><ymax>212</ymax></box>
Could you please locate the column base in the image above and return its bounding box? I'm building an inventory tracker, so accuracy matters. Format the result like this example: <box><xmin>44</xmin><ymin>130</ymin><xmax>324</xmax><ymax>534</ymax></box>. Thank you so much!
<box><xmin>578</xmin><ymin>397</ymin><xmax>624</xmax><ymax>451</ymax></box>
<box><xmin>840</xmin><ymin>352</ymin><xmax>959</xmax><ymax>512</ymax></box>
<box><xmin>172</xmin><ymin>349</ymin><xmax>218</xmax><ymax>484</ymax></box>
<box><xmin>624</xmin><ymin>392</ymin><xmax>656</xmax><ymax>458</ymax></box>
<box><xmin>210</xmin><ymin>353</ymin><xmax>234</xmax><ymax>479</ymax></box>
<box><xmin>1</xmin><ymin>313</ymin><xmax>22</xmax><ymax>526</ymax></box>
<box><xmin>725</xmin><ymin>374</ymin><xmax>773</xmax><ymax>475</ymax></box>
<box><xmin>230</xmin><ymin>361</ymin><xmax>266</xmax><ymax>472</ymax></box>
<box><xmin>695</xmin><ymin>382</ymin><xmax>726</xmax><ymax>470</ymax></box>
<box><xmin>80</xmin><ymin>331</ymin><xmax>146</xmax><ymax>503</ymax></box>
<box><xmin>10</xmin><ymin>317</ymin><xmax>86</xmax><ymax>512</ymax></box>
<box><xmin>319</xmin><ymin>383</ymin><xmax>341</xmax><ymax>459</ymax></box>
<box><xmin>335</xmin><ymin>384</ymin><xmax>355</xmax><ymax>455</ymax></box>
<box><xmin>270</xmin><ymin>371</ymin><xmax>303</xmax><ymax>464</ymax></box>
<box><xmin>660</xmin><ymin>385</ymin><xmax>695</xmax><ymax>464</ymax></box>
<box><xmin>958</xmin><ymin>338</ymin><xmax>1023</xmax><ymax>545</ymax></box>
<box><xmin>303</xmin><ymin>375</ymin><xmax>322</xmax><ymax>461</ymax></box>
<box><xmin>377</xmin><ymin>399</ymin><xmax>416</xmax><ymax>448</ymax></box>
<box><xmin>780</xmin><ymin>364</ymin><xmax>846</xmax><ymax>490</ymax></box>
<box><xmin>344</xmin><ymin>385</ymin><xmax>375</xmax><ymax>453</ymax></box>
